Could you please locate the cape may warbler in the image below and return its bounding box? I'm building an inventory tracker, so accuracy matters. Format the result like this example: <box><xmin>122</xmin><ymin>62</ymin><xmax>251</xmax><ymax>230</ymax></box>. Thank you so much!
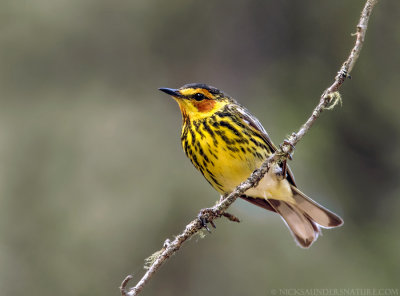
<box><xmin>160</xmin><ymin>83</ymin><xmax>343</xmax><ymax>248</ymax></box>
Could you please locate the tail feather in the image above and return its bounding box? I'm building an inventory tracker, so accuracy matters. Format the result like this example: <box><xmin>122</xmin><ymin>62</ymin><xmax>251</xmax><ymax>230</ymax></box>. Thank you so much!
<box><xmin>268</xmin><ymin>199</ymin><xmax>320</xmax><ymax>248</ymax></box>
<box><xmin>240</xmin><ymin>186</ymin><xmax>343</xmax><ymax>248</ymax></box>
<box><xmin>291</xmin><ymin>186</ymin><xmax>343</xmax><ymax>228</ymax></box>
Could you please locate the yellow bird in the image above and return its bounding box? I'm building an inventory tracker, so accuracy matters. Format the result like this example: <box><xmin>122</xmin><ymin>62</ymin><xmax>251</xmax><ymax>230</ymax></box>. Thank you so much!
<box><xmin>160</xmin><ymin>83</ymin><xmax>343</xmax><ymax>248</ymax></box>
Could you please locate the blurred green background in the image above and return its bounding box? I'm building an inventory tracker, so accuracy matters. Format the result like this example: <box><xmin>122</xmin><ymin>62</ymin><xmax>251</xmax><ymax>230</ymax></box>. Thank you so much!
<box><xmin>1</xmin><ymin>1</ymin><xmax>399</xmax><ymax>295</ymax></box>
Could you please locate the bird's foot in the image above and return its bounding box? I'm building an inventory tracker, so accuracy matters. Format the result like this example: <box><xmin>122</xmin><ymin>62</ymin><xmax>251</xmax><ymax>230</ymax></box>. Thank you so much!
<box><xmin>198</xmin><ymin>208</ymin><xmax>218</xmax><ymax>232</ymax></box>
<box><xmin>281</xmin><ymin>137</ymin><xmax>296</xmax><ymax>160</ymax></box>
<box><xmin>198</xmin><ymin>208</ymin><xmax>240</xmax><ymax>232</ymax></box>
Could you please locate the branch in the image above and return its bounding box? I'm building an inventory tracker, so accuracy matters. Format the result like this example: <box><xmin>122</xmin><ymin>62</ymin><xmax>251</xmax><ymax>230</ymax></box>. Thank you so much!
<box><xmin>121</xmin><ymin>1</ymin><xmax>377</xmax><ymax>295</ymax></box>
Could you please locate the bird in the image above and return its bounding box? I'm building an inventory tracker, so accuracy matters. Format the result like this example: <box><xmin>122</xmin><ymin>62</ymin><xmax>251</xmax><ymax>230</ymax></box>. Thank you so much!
<box><xmin>159</xmin><ymin>83</ymin><xmax>343</xmax><ymax>248</ymax></box>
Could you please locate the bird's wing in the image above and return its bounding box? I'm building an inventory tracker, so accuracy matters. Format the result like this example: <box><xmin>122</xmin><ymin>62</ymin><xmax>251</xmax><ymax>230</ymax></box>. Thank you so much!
<box><xmin>229</xmin><ymin>104</ymin><xmax>297</xmax><ymax>187</ymax></box>
<box><xmin>231</xmin><ymin>104</ymin><xmax>277</xmax><ymax>151</ymax></box>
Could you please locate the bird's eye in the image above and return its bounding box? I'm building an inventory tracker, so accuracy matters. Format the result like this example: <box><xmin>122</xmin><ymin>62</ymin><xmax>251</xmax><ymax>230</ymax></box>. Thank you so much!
<box><xmin>194</xmin><ymin>93</ymin><xmax>205</xmax><ymax>101</ymax></box>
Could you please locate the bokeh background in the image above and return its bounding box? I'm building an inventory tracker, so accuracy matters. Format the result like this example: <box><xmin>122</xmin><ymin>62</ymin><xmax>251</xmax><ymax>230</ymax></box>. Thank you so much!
<box><xmin>1</xmin><ymin>1</ymin><xmax>399</xmax><ymax>295</ymax></box>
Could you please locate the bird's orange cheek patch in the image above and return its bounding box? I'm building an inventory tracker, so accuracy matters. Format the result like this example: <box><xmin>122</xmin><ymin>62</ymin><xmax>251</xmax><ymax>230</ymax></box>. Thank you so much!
<box><xmin>194</xmin><ymin>100</ymin><xmax>216</xmax><ymax>113</ymax></box>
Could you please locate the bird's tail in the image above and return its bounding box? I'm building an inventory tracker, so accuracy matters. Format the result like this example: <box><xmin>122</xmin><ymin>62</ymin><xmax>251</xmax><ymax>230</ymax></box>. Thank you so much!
<box><xmin>268</xmin><ymin>186</ymin><xmax>343</xmax><ymax>248</ymax></box>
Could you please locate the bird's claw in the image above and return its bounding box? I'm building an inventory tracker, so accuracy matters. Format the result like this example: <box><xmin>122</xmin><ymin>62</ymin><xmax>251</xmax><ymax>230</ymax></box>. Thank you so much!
<box><xmin>280</xmin><ymin>138</ymin><xmax>296</xmax><ymax>160</ymax></box>
<box><xmin>338</xmin><ymin>68</ymin><xmax>351</xmax><ymax>80</ymax></box>
<box><xmin>198</xmin><ymin>208</ymin><xmax>218</xmax><ymax>232</ymax></box>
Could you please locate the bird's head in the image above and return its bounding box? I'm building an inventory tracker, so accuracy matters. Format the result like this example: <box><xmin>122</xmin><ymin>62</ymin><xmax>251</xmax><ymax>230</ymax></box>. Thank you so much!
<box><xmin>159</xmin><ymin>83</ymin><xmax>232</xmax><ymax>121</ymax></box>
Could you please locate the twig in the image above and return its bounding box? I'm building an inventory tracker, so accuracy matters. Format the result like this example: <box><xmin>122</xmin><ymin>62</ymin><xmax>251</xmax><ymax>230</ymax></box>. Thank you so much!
<box><xmin>121</xmin><ymin>1</ymin><xmax>377</xmax><ymax>295</ymax></box>
<box><xmin>120</xmin><ymin>275</ymin><xmax>133</xmax><ymax>296</ymax></box>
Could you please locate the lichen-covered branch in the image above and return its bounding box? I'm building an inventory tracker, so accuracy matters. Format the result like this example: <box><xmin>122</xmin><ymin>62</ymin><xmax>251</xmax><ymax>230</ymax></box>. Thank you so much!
<box><xmin>121</xmin><ymin>1</ymin><xmax>377</xmax><ymax>295</ymax></box>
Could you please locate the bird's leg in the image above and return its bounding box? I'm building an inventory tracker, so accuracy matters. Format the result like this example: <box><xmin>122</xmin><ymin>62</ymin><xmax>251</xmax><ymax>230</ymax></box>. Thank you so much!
<box><xmin>276</xmin><ymin>137</ymin><xmax>296</xmax><ymax>180</ymax></box>
<box><xmin>281</xmin><ymin>159</ymin><xmax>288</xmax><ymax>180</ymax></box>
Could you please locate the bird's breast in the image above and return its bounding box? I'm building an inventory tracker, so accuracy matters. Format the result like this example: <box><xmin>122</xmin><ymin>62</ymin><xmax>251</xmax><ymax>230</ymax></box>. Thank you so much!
<box><xmin>181</xmin><ymin>118</ymin><xmax>269</xmax><ymax>194</ymax></box>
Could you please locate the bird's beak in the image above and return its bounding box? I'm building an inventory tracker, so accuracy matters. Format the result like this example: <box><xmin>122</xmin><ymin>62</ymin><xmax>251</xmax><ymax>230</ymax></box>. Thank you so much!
<box><xmin>159</xmin><ymin>87</ymin><xmax>183</xmax><ymax>98</ymax></box>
